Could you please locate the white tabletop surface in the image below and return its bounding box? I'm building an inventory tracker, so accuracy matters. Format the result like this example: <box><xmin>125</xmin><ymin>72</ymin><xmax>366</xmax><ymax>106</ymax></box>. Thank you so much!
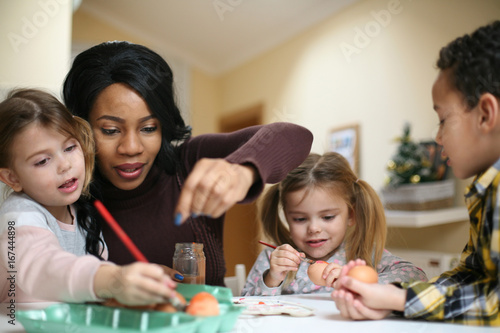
<box><xmin>1</xmin><ymin>293</ymin><xmax>498</xmax><ymax>332</ymax></box>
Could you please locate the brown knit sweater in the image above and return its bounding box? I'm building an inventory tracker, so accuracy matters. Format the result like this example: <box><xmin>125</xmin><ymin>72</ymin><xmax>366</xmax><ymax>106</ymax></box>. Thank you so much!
<box><xmin>97</xmin><ymin>123</ymin><xmax>313</xmax><ymax>286</ymax></box>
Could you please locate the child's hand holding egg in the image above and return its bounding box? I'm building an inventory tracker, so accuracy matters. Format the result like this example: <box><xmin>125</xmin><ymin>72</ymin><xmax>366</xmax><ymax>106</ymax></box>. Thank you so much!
<box><xmin>307</xmin><ymin>261</ymin><xmax>342</xmax><ymax>286</ymax></box>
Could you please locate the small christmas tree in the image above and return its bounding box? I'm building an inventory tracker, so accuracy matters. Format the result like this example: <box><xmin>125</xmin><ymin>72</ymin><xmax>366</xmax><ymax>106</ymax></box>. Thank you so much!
<box><xmin>385</xmin><ymin>123</ymin><xmax>434</xmax><ymax>187</ymax></box>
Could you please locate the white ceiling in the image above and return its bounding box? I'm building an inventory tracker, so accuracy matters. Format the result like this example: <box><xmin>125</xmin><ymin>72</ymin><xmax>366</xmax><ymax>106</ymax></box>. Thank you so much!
<box><xmin>79</xmin><ymin>0</ymin><xmax>360</xmax><ymax>75</ymax></box>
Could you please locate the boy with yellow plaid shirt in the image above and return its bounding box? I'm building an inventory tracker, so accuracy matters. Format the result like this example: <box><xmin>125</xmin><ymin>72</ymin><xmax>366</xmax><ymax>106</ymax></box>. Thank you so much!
<box><xmin>332</xmin><ymin>20</ymin><xmax>500</xmax><ymax>326</ymax></box>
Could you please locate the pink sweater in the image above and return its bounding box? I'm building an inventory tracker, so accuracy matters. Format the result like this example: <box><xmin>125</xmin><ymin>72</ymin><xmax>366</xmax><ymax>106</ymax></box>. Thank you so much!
<box><xmin>0</xmin><ymin>193</ymin><xmax>110</xmax><ymax>303</ymax></box>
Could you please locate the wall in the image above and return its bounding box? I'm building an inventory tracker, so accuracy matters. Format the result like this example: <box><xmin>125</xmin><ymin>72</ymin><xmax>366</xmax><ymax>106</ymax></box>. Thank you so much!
<box><xmin>211</xmin><ymin>0</ymin><xmax>500</xmax><ymax>256</ymax></box>
<box><xmin>72</xmin><ymin>9</ymin><xmax>192</xmax><ymax>124</ymax></box>
<box><xmin>216</xmin><ymin>0</ymin><xmax>500</xmax><ymax>194</ymax></box>
<box><xmin>190</xmin><ymin>69</ymin><xmax>220</xmax><ymax>136</ymax></box>
<box><xmin>0</xmin><ymin>0</ymin><xmax>72</xmax><ymax>96</ymax></box>
<box><xmin>71</xmin><ymin>0</ymin><xmax>499</xmax><ymax>257</ymax></box>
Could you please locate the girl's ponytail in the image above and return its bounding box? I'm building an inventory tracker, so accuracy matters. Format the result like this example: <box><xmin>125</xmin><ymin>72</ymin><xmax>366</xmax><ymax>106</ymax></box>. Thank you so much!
<box><xmin>258</xmin><ymin>183</ymin><xmax>297</xmax><ymax>288</ymax></box>
<box><xmin>258</xmin><ymin>184</ymin><xmax>292</xmax><ymax>246</ymax></box>
<box><xmin>347</xmin><ymin>179</ymin><xmax>386</xmax><ymax>267</ymax></box>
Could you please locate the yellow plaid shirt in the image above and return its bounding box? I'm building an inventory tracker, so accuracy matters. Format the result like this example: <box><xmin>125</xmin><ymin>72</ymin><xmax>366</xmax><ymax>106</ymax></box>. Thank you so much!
<box><xmin>402</xmin><ymin>160</ymin><xmax>500</xmax><ymax>325</ymax></box>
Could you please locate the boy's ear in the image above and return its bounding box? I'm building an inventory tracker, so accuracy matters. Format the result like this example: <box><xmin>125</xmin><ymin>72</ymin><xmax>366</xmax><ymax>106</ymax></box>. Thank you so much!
<box><xmin>477</xmin><ymin>93</ymin><xmax>499</xmax><ymax>133</ymax></box>
<box><xmin>0</xmin><ymin>168</ymin><xmax>23</xmax><ymax>192</ymax></box>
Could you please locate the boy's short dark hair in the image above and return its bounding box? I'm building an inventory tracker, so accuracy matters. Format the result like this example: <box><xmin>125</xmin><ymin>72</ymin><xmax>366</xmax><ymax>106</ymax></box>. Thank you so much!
<box><xmin>437</xmin><ymin>20</ymin><xmax>500</xmax><ymax>108</ymax></box>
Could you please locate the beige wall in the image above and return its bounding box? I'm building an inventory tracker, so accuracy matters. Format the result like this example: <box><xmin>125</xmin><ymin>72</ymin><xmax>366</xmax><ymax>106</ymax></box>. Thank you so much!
<box><xmin>215</xmin><ymin>0</ymin><xmax>500</xmax><ymax>193</ymax></box>
<box><xmin>190</xmin><ymin>69</ymin><xmax>220</xmax><ymax>136</ymax></box>
<box><xmin>72</xmin><ymin>9</ymin><xmax>192</xmax><ymax>125</ymax></box>
<box><xmin>194</xmin><ymin>0</ymin><xmax>499</xmax><ymax>255</ymax></box>
<box><xmin>0</xmin><ymin>0</ymin><xmax>73</xmax><ymax>96</ymax></box>
<box><xmin>72</xmin><ymin>0</ymin><xmax>499</xmax><ymax>256</ymax></box>
<box><xmin>72</xmin><ymin>9</ymin><xmax>147</xmax><ymax>46</ymax></box>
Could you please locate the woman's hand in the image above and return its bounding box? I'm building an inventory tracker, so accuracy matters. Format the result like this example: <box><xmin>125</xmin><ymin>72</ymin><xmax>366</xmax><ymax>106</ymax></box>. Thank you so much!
<box><xmin>175</xmin><ymin>158</ymin><xmax>257</xmax><ymax>224</ymax></box>
<box><xmin>264</xmin><ymin>244</ymin><xmax>302</xmax><ymax>287</ymax></box>
<box><xmin>159</xmin><ymin>265</ymin><xmax>185</xmax><ymax>282</ymax></box>
<box><xmin>94</xmin><ymin>262</ymin><xmax>177</xmax><ymax>306</ymax></box>
<box><xmin>331</xmin><ymin>260</ymin><xmax>406</xmax><ymax>320</ymax></box>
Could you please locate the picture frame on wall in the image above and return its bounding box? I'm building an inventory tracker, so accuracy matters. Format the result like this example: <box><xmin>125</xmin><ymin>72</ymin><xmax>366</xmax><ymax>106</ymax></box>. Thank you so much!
<box><xmin>328</xmin><ymin>124</ymin><xmax>359</xmax><ymax>175</ymax></box>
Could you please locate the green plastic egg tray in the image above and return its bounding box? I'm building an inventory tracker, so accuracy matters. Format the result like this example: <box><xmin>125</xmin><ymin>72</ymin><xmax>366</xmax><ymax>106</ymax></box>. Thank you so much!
<box><xmin>17</xmin><ymin>284</ymin><xmax>245</xmax><ymax>333</ymax></box>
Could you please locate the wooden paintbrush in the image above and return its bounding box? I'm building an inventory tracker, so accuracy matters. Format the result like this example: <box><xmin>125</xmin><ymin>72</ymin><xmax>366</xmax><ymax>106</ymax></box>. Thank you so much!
<box><xmin>258</xmin><ymin>240</ymin><xmax>316</xmax><ymax>264</ymax></box>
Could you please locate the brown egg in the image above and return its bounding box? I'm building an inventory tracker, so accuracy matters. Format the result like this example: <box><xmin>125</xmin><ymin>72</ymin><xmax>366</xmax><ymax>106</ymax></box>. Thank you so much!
<box><xmin>307</xmin><ymin>261</ymin><xmax>328</xmax><ymax>286</ymax></box>
<box><xmin>155</xmin><ymin>291</ymin><xmax>187</xmax><ymax>313</ymax></box>
<box><xmin>347</xmin><ymin>265</ymin><xmax>378</xmax><ymax>283</ymax></box>
<box><xmin>185</xmin><ymin>291</ymin><xmax>220</xmax><ymax>316</ymax></box>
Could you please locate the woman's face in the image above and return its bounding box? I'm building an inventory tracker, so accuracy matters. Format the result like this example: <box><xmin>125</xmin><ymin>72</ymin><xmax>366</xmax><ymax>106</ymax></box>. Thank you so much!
<box><xmin>89</xmin><ymin>83</ymin><xmax>162</xmax><ymax>190</ymax></box>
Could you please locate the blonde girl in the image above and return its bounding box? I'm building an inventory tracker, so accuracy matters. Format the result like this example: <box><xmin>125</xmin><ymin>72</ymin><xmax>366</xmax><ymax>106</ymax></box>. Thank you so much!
<box><xmin>0</xmin><ymin>89</ymin><xmax>176</xmax><ymax>304</ymax></box>
<box><xmin>242</xmin><ymin>152</ymin><xmax>427</xmax><ymax>296</ymax></box>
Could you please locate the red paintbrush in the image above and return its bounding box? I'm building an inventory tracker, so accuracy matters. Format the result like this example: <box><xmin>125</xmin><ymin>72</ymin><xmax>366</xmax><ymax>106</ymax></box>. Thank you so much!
<box><xmin>94</xmin><ymin>200</ymin><xmax>148</xmax><ymax>262</ymax></box>
<box><xmin>93</xmin><ymin>200</ymin><xmax>185</xmax><ymax>310</ymax></box>
<box><xmin>258</xmin><ymin>240</ymin><xmax>316</xmax><ymax>264</ymax></box>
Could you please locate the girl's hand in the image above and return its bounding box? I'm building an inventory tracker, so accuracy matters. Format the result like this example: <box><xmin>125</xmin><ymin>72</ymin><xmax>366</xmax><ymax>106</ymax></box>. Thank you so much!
<box><xmin>175</xmin><ymin>158</ymin><xmax>257</xmax><ymax>224</ymax></box>
<box><xmin>264</xmin><ymin>244</ymin><xmax>302</xmax><ymax>287</ymax></box>
<box><xmin>322</xmin><ymin>262</ymin><xmax>343</xmax><ymax>287</ymax></box>
<box><xmin>94</xmin><ymin>262</ymin><xmax>177</xmax><ymax>306</ymax></box>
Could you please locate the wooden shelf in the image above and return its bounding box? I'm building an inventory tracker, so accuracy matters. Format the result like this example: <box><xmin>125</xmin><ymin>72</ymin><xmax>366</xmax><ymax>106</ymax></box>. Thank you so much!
<box><xmin>385</xmin><ymin>206</ymin><xmax>469</xmax><ymax>228</ymax></box>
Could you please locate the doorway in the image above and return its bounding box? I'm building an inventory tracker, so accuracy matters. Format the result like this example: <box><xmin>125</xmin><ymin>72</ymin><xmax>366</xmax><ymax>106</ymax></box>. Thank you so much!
<box><xmin>219</xmin><ymin>104</ymin><xmax>263</xmax><ymax>278</ymax></box>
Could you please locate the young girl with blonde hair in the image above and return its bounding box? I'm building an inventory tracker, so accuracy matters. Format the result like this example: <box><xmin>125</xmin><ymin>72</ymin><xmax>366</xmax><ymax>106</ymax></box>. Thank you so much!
<box><xmin>0</xmin><ymin>89</ymin><xmax>176</xmax><ymax>304</ymax></box>
<box><xmin>242</xmin><ymin>152</ymin><xmax>427</xmax><ymax>296</ymax></box>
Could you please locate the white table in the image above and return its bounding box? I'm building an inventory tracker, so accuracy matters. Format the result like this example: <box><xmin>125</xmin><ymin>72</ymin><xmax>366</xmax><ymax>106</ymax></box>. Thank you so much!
<box><xmin>232</xmin><ymin>294</ymin><xmax>498</xmax><ymax>332</ymax></box>
<box><xmin>1</xmin><ymin>294</ymin><xmax>498</xmax><ymax>332</ymax></box>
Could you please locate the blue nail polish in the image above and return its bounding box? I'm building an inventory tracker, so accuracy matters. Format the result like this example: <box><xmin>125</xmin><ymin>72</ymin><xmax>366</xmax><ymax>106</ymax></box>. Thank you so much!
<box><xmin>174</xmin><ymin>274</ymin><xmax>184</xmax><ymax>281</ymax></box>
<box><xmin>174</xmin><ymin>213</ymin><xmax>182</xmax><ymax>226</ymax></box>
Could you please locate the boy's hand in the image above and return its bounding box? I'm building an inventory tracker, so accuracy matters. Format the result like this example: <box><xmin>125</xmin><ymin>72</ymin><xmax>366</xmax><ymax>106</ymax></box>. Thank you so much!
<box><xmin>332</xmin><ymin>286</ymin><xmax>394</xmax><ymax>320</ymax></box>
<box><xmin>331</xmin><ymin>260</ymin><xmax>407</xmax><ymax>320</ymax></box>
<box><xmin>264</xmin><ymin>244</ymin><xmax>302</xmax><ymax>287</ymax></box>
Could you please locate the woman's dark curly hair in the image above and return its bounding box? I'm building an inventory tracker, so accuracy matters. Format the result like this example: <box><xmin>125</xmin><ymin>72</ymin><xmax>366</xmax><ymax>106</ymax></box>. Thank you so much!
<box><xmin>437</xmin><ymin>20</ymin><xmax>500</xmax><ymax>108</ymax></box>
<box><xmin>62</xmin><ymin>41</ymin><xmax>192</xmax><ymax>175</ymax></box>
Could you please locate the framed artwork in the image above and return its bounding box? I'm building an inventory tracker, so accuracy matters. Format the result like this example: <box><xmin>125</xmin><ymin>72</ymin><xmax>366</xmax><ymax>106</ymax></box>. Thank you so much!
<box><xmin>328</xmin><ymin>124</ymin><xmax>359</xmax><ymax>174</ymax></box>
